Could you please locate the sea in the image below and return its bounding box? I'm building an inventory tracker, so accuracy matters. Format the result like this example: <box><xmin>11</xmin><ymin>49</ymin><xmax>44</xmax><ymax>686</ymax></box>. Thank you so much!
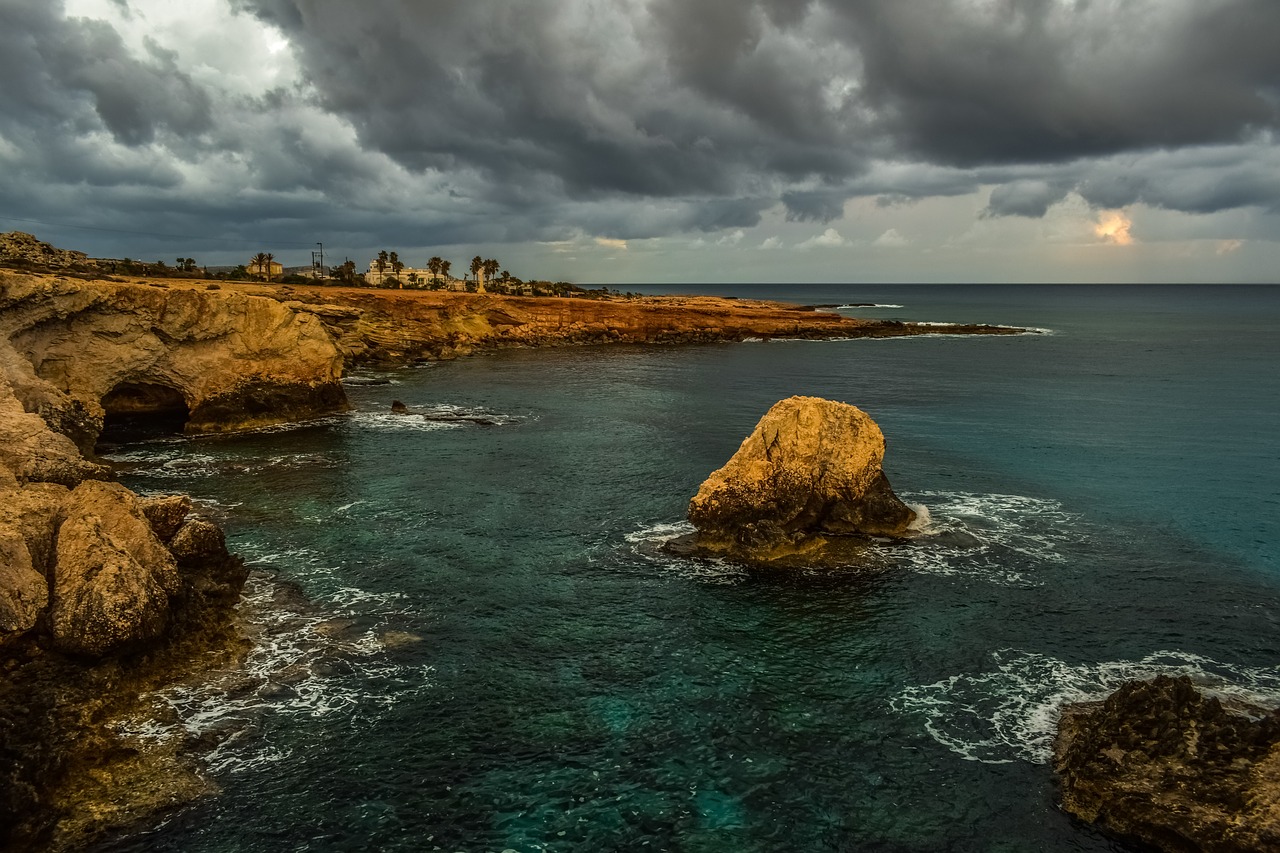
<box><xmin>95</xmin><ymin>284</ymin><xmax>1280</xmax><ymax>852</ymax></box>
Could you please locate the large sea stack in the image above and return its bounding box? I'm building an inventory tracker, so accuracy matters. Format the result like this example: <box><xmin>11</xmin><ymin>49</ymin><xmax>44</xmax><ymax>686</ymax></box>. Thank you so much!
<box><xmin>686</xmin><ymin>396</ymin><xmax>916</xmax><ymax>563</ymax></box>
<box><xmin>1055</xmin><ymin>675</ymin><xmax>1280</xmax><ymax>852</ymax></box>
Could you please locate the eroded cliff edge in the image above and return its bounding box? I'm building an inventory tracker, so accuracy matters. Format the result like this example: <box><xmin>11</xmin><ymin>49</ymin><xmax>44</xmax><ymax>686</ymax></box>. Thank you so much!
<box><xmin>0</xmin><ymin>273</ymin><xmax>349</xmax><ymax>446</ymax></box>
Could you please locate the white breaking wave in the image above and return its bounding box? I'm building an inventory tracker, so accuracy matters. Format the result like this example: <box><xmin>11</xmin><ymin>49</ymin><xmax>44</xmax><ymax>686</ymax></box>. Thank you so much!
<box><xmin>624</xmin><ymin>521</ymin><xmax>749</xmax><ymax>585</ymax></box>
<box><xmin>887</xmin><ymin>491</ymin><xmax>1079</xmax><ymax>586</ymax></box>
<box><xmin>893</xmin><ymin>649</ymin><xmax>1280</xmax><ymax>765</ymax></box>
<box><xmin>625</xmin><ymin>491</ymin><xmax>1077</xmax><ymax>587</ymax></box>
<box><xmin>115</xmin><ymin>569</ymin><xmax>431</xmax><ymax>776</ymax></box>
<box><xmin>835</xmin><ymin>303</ymin><xmax>905</xmax><ymax>310</ymax></box>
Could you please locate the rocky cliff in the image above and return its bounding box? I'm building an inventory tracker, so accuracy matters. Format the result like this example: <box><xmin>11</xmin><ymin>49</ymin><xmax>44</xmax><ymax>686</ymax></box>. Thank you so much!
<box><xmin>0</xmin><ymin>272</ymin><xmax>276</xmax><ymax>850</ymax></box>
<box><xmin>231</xmin><ymin>283</ymin><xmax>1026</xmax><ymax>365</ymax></box>
<box><xmin>0</xmin><ymin>273</ymin><xmax>349</xmax><ymax>447</ymax></box>
<box><xmin>1056</xmin><ymin>675</ymin><xmax>1280</xmax><ymax>852</ymax></box>
<box><xmin>683</xmin><ymin>396</ymin><xmax>916</xmax><ymax>563</ymax></box>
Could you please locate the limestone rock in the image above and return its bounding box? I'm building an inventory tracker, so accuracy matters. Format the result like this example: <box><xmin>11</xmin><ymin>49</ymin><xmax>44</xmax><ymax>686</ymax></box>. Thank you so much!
<box><xmin>1055</xmin><ymin>674</ymin><xmax>1280</xmax><ymax>852</ymax></box>
<box><xmin>0</xmin><ymin>271</ymin><xmax>349</xmax><ymax>440</ymax></box>
<box><xmin>139</xmin><ymin>494</ymin><xmax>191</xmax><ymax>541</ymax></box>
<box><xmin>0</xmin><ymin>527</ymin><xmax>47</xmax><ymax>639</ymax></box>
<box><xmin>687</xmin><ymin>396</ymin><xmax>915</xmax><ymax>561</ymax></box>
<box><xmin>0</xmin><ymin>482</ymin><xmax>68</xmax><ymax>575</ymax></box>
<box><xmin>168</xmin><ymin>519</ymin><xmax>229</xmax><ymax>567</ymax></box>
<box><xmin>0</xmin><ymin>232</ymin><xmax>92</xmax><ymax>271</ymax></box>
<box><xmin>0</xmin><ymin>365</ymin><xmax>106</xmax><ymax>486</ymax></box>
<box><xmin>50</xmin><ymin>481</ymin><xmax>180</xmax><ymax>658</ymax></box>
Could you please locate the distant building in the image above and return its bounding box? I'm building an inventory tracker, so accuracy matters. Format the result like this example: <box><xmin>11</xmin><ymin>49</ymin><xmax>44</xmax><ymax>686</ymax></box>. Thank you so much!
<box><xmin>365</xmin><ymin>259</ymin><xmax>460</xmax><ymax>289</ymax></box>
<box><xmin>248</xmin><ymin>257</ymin><xmax>283</xmax><ymax>280</ymax></box>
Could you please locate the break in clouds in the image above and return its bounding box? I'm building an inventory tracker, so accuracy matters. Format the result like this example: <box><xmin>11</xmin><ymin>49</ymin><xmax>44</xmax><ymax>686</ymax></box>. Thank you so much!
<box><xmin>1</xmin><ymin>0</ymin><xmax>1279</xmax><ymax>273</ymax></box>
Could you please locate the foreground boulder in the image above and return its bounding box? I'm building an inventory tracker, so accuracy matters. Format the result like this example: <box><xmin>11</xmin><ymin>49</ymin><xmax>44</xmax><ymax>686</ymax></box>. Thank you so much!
<box><xmin>1055</xmin><ymin>675</ymin><xmax>1280</xmax><ymax>852</ymax></box>
<box><xmin>685</xmin><ymin>396</ymin><xmax>915</xmax><ymax>562</ymax></box>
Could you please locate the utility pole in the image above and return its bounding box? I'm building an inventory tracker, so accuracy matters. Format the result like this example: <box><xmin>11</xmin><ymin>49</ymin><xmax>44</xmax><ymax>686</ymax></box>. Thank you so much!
<box><xmin>312</xmin><ymin>242</ymin><xmax>324</xmax><ymax>278</ymax></box>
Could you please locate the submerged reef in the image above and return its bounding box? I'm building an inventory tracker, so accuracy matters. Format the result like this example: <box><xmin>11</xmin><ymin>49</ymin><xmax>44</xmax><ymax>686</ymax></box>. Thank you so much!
<box><xmin>1055</xmin><ymin>674</ymin><xmax>1280</xmax><ymax>852</ymax></box>
<box><xmin>681</xmin><ymin>395</ymin><xmax>916</xmax><ymax>565</ymax></box>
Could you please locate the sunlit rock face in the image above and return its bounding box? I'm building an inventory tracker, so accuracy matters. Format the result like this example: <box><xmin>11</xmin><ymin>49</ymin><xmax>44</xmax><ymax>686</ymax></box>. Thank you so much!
<box><xmin>685</xmin><ymin>395</ymin><xmax>916</xmax><ymax>564</ymax></box>
<box><xmin>0</xmin><ymin>272</ymin><xmax>348</xmax><ymax>445</ymax></box>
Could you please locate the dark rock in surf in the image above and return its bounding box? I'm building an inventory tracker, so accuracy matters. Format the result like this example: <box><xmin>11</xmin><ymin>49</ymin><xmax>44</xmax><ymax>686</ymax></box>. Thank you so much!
<box><xmin>1055</xmin><ymin>674</ymin><xmax>1280</xmax><ymax>852</ymax></box>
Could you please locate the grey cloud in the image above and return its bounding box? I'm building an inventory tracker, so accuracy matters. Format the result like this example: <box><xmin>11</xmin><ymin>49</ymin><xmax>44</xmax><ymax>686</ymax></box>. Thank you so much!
<box><xmin>3</xmin><ymin>0</ymin><xmax>1280</xmax><ymax>261</ymax></box>
<box><xmin>831</xmin><ymin>0</ymin><xmax>1280</xmax><ymax>166</ymax></box>
<box><xmin>984</xmin><ymin>180</ymin><xmax>1073</xmax><ymax>218</ymax></box>
<box><xmin>782</xmin><ymin>190</ymin><xmax>848</xmax><ymax>222</ymax></box>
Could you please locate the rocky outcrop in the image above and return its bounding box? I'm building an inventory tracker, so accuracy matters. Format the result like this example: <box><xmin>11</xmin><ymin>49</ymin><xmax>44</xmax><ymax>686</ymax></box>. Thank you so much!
<box><xmin>0</xmin><ymin>272</ymin><xmax>348</xmax><ymax>445</ymax></box>
<box><xmin>1055</xmin><ymin>675</ymin><xmax>1280</xmax><ymax>852</ymax></box>
<box><xmin>0</xmin><ymin>232</ymin><xmax>93</xmax><ymax>272</ymax></box>
<box><xmin>683</xmin><ymin>396</ymin><xmax>916</xmax><ymax>563</ymax></box>
<box><xmin>0</xmin><ymin>313</ymin><xmax>249</xmax><ymax>850</ymax></box>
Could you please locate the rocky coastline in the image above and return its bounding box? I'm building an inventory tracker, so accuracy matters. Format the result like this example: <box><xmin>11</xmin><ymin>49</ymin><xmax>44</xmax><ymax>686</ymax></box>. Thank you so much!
<box><xmin>0</xmin><ymin>263</ymin><xmax>1027</xmax><ymax>851</ymax></box>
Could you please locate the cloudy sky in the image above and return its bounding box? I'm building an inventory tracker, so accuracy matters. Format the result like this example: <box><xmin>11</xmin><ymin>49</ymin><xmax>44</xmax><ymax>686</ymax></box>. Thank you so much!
<box><xmin>2</xmin><ymin>0</ymin><xmax>1278</xmax><ymax>283</ymax></box>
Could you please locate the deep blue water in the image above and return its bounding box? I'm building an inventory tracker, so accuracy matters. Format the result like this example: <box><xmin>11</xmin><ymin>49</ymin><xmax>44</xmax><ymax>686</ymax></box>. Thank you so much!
<box><xmin>98</xmin><ymin>284</ymin><xmax>1280</xmax><ymax>852</ymax></box>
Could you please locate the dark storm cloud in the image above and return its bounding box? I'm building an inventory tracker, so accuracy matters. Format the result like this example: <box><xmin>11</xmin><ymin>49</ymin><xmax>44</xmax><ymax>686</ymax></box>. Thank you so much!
<box><xmin>229</xmin><ymin>0</ymin><xmax>1280</xmax><ymax>230</ymax></box>
<box><xmin>830</xmin><ymin>0</ymin><xmax>1280</xmax><ymax>166</ymax></box>
<box><xmin>0</xmin><ymin>3</ymin><xmax>211</xmax><ymax>147</ymax></box>
<box><xmin>984</xmin><ymin>180</ymin><xmax>1073</xmax><ymax>218</ymax></box>
<box><xmin>4</xmin><ymin>0</ymin><xmax>1280</xmax><ymax>261</ymax></box>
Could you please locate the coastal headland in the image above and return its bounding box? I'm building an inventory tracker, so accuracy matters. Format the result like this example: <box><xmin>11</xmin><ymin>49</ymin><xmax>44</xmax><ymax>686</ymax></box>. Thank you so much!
<box><xmin>0</xmin><ymin>263</ymin><xmax>1028</xmax><ymax>851</ymax></box>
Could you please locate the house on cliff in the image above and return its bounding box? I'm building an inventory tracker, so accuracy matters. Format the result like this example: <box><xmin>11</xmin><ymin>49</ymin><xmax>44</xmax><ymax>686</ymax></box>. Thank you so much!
<box><xmin>248</xmin><ymin>256</ymin><xmax>283</xmax><ymax>280</ymax></box>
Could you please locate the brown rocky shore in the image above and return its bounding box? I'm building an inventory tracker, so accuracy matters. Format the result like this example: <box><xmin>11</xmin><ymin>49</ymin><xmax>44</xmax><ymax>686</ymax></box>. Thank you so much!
<box><xmin>1056</xmin><ymin>675</ymin><xmax>1280</xmax><ymax>852</ymax></box>
<box><xmin>0</xmin><ymin>261</ymin><xmax>1027</xmax><ymax>851</ymax></box>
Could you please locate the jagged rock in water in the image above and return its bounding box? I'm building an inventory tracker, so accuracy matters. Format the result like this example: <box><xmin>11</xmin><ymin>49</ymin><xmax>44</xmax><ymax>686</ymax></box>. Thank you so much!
<box><xmin>1055</xmin><ymin>674</ymin><xmax>1280</xmax><ymax>852</ymax></box>
<box><xmin>685</xmin><ymin>396</ymin><xmax>916</xmax><ymax>563</ymax></box>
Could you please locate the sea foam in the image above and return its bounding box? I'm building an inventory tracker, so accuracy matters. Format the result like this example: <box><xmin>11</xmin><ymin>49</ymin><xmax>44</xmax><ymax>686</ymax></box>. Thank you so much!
<box><xmin>894</xmin><ymin>649</ymin><xmax>1280</xmax><ymax>765</ymax></box>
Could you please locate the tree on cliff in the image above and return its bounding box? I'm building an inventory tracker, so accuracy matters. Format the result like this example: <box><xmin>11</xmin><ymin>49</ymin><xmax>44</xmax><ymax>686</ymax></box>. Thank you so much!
<box><xmin>375</xmin><ymin>250</ymin><xmax>388</xmax><ymax>286</ymax></box>
<box><xmin>440</xmin><ymin>259</ymin><xmax>452</xmax><ymax>287</ymax></box>
<box><xmin>483</xmin><ymin>259</ymin><xmax>500</xmax><ymax>292</ymax></box>
<box><xmin>265</xmin><ymin>253</ymin><xmax>275</xmax><ymax>281</ymax></box>
<box><xmin>427</xmin><ymin>256</ymin><xmax>443</xmax><ymax>287</ymax></box>
<box><xmin>250</xmin><ymin>253</ymin><xmax>270</xmax><ymax>280</ymax></box>
<box><xmin>469</xmin><ymin>255</ymin><xmax>483</xmax><ymax>286</ymax></box>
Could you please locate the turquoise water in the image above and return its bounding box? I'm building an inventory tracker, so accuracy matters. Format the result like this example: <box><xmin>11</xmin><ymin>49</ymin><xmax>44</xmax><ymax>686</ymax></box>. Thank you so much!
<box><xmin>99</xmin><ymin>285</ymin><xmax>1280</xmax><ymax>852</ymax></box>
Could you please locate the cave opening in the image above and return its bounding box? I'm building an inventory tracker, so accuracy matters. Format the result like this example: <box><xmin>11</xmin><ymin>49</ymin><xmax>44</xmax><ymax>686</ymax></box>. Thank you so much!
<box><xmin>97</xmin><ymin>382</ymin><xmax>190</xmax><ymax>446</ymax></box>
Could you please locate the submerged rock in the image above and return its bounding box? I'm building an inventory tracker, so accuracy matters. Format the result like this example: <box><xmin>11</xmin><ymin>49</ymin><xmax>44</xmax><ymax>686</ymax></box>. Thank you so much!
<box><xmin>685</xmin><ymin>396</ymin><xmax>915</xmax><ymax>563</ymax></box>
<box><xmin>1055</xmin><ymin>674</ymin><xmax>1280</xmax><ymax>852</ymax></box>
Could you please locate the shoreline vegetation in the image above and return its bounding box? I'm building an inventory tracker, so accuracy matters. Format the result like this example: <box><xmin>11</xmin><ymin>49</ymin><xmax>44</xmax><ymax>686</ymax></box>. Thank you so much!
<box><xmin>0</xmin><ymin>233</ymin><xmax>1032</xmax><ymax>851</ymax></box>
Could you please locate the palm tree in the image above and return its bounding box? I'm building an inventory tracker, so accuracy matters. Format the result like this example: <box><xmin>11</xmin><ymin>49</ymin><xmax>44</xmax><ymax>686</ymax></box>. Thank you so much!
<box><xmin>250</xmin><ymin>252</ymin><xmax>270</xmax><ymax>281</ymax></box>
<box><xmin>469</xmin><ymin>255</ymin><xmax>484</xmax><ymax>290</ymax></box>
<box><xmin>440</xmin><ymin>259</ymin><xmax>452</xmax><ymax>288</ymax></box>
<box><xmin>389</xmin><ymin>251</ymin><xmax>405</xmax><ymax>287</ymax></box>
<box><xmin>427</xmin><ymin>256</ymin><xmax>443</xmax><ymax>287</ymax></box>
<box><xmin>265</xmin><ymin>253</ymin><xmax>275</xmax><ymax>281</ymax></box>
<box><xmin>483</xmin><ymin>259</ymin><xmax>500</xmax><ymax>292</ymax></box>
<box><xmin>375</xmin><ymin>250</ymin><xmax>389</xmax><ymax>286</ymax></box>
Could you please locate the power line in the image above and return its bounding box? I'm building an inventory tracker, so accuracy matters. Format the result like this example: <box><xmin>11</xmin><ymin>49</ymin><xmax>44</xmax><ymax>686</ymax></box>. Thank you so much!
<box><xmin>0</xmin><ymin>214</ymin><xmax>319</xmax><ymax>247</ymax></box>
